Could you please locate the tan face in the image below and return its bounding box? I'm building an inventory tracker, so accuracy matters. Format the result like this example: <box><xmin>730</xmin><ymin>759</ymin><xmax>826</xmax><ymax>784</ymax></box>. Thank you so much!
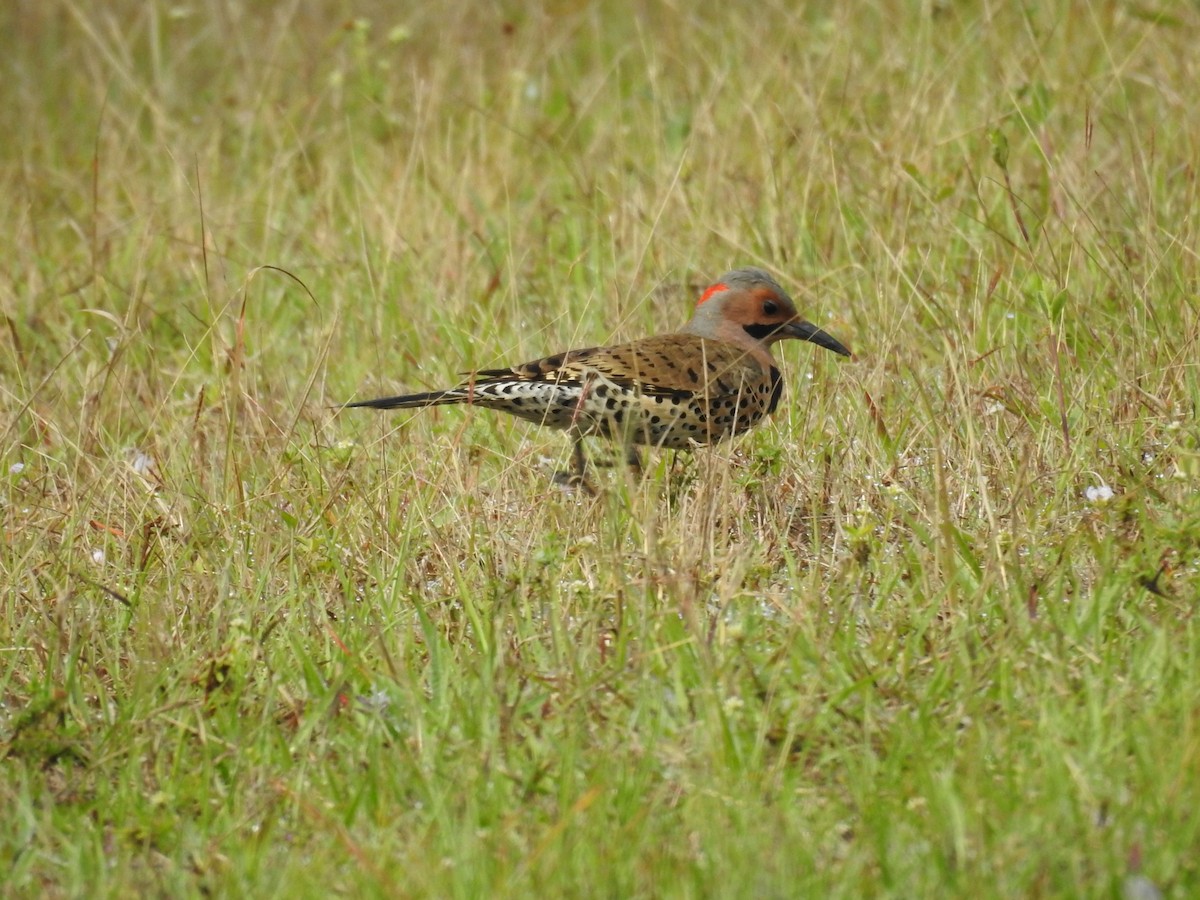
<box><xmin>722</xmin><ymin>286</ymin><xmax>851</xmax><ymax>355</ymax></box>
<box><xmin>721</xmin><ymin>286</ymin><xmax>803</xmax><ymax>341</ymax></box>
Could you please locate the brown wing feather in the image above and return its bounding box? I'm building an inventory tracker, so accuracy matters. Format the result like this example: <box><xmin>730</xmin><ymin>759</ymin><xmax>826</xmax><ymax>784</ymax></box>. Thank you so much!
<box><xmin>471</xmin><ymin>334</ymin><xmax>764</xmax><ymax>396</ymax></box>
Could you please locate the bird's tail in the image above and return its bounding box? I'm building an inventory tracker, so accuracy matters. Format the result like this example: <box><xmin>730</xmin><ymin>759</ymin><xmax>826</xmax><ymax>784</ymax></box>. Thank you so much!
<box><xmin>343</xmin><ymin>389</ymin><xmax>466</xmax><ymax>411</ymax></box>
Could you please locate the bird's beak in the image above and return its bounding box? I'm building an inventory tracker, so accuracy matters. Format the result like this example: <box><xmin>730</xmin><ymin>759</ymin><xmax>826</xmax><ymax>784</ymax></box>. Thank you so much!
<box><xmin>782</xmin><ymin>319</ymin><xmax>852</xmax><ymax>357</ymax></box>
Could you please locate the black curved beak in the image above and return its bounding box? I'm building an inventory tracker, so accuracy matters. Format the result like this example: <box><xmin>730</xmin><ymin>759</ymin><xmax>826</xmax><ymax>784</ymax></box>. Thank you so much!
<box><xmin>783</xmin><ymin>319</ymin><xmax>852</xmax><ymax>357</ymax></box>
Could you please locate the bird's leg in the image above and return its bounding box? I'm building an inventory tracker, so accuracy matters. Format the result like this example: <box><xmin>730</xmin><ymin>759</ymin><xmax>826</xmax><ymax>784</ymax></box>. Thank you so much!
<box><xmin>571</xmin><ymin>436</ymin><xmax>588</xmax><ymax>478</ymax></box>
<box><xmin>625</xmin><ymin>446</ymin><xmax>643</xmax><ymax>476</ymax></box>
<box><xmin>585</xmin><ymin>446</ymin><xmax>644</xmax><ymax>493</ymax></box>
<box><xmin>552</xmin><ymin>379</ymin><xmax>599</xmax><ymax>495</ymax></box>
<box><xmin>552</xmin><ymin>435</ymin><xmax>596</xmax><ymax>495</ymax></box>
<box><xmin>588</xmin><ymin>445</ymin><xmax>642</xmax><ymax>477</ymax></box>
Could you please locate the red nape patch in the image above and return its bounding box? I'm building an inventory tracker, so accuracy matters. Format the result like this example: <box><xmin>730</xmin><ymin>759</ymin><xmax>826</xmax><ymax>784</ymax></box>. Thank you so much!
<box><xmin>697</xmin><ymin>282</ymin><xmax>727</xmax><ymax>306</ymax></box>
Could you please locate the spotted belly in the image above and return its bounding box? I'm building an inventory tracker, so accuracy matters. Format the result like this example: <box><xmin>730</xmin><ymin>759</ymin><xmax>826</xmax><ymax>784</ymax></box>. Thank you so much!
<box><xmin>466</xmin><ymin>370</ymin><xmax>781</xmax><ymax>450</ymax></box>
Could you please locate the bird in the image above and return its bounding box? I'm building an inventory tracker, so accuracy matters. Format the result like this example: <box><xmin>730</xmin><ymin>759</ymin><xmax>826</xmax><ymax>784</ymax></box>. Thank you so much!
<box><xmin>345</xmin><ymin>267</ymin><xmax>851</xmax><ymax>489</ymax></box>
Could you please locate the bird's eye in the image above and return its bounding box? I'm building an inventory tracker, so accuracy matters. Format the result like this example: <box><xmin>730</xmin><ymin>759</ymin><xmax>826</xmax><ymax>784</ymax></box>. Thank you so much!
<box><xmin>762</xmin><ymin>299</ymin><xmax>779</xmax><ymax>316</ymax></box>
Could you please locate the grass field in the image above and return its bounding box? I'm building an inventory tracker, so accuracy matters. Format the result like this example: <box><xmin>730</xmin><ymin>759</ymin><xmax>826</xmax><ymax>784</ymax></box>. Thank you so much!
<box><xmin>3</xmin><ymin>1</ymin><xmax>1199</xmax><ymax>896</ymax></box>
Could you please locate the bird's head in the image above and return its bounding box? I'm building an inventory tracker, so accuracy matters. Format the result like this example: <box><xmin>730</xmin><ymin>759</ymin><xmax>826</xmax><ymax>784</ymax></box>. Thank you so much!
<box><xmin>683</xmin><ymin>267</ymin><xmax>852</xmax><ymax>358</ymax></box>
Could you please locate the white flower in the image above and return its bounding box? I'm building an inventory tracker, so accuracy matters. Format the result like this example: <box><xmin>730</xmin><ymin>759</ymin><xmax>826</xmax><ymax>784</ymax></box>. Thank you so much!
<box><xmin>1085</xmin><ymin>484</ymin><xmax>1114</xmax><ymax>503</ymax></box>
<box><xmin>130</xmin><ymin>452</ymin><xmax>155</xmax><ymax>476</ymax></box>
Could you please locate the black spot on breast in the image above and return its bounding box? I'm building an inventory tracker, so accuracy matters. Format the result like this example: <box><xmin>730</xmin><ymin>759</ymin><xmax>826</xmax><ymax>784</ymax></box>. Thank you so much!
<box><xmin>613</xmin><ymin>409</ymin><xmax>624</xmax><ymax>423</ymax></box>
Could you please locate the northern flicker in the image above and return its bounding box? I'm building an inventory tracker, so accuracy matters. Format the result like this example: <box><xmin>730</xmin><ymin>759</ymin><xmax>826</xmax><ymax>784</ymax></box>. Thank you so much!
<box><xmin>345</xmin><ymin>267</ymin><xmax>851</xmax><ymax>487</ymax></box>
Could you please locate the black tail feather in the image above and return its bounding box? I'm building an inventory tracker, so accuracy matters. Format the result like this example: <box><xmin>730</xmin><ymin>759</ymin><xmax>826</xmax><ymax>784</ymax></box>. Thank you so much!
<box><xmin>343</xmin><ymin>389</ymin><xmax>461</xmax><ymax>410</ymax></box>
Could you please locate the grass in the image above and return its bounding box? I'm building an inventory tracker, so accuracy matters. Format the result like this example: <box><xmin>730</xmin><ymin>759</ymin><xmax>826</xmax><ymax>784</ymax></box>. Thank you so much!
<box><xmin>2</xmin><ymin>0</ymin><xmax>1199</xmax><ymax>895</ymax></box>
